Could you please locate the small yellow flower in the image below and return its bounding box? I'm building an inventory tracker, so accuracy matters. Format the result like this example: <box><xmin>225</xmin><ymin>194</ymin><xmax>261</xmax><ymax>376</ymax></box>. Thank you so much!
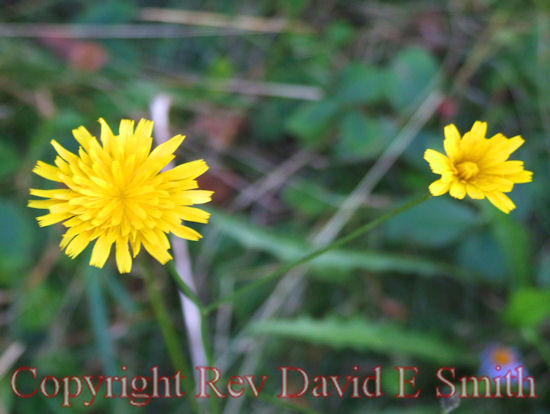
<box><xmin>424</xmin><ymin>121</ymin><xmax>532</xmax><ymax>213</ymax></box>
<box><xmin>29</xmin><ymin>118</ymin><xmax>213</xmax><ymax>274</ymax></box>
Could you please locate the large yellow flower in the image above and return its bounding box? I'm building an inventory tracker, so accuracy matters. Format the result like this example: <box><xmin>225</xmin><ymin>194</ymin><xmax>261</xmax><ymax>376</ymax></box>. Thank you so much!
<box><xmin>424</xmin><ymin>121</ymin><xmax>532</xmax><ymax>213</ymax></box>
<box><xmin>29</xmin><ymin>118</ymin><xmax>213</xmax><ymax>273</ymax></box>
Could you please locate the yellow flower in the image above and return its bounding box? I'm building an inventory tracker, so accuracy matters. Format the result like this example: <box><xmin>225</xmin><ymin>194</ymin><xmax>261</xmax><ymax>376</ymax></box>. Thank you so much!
<box><xmin>424</xmin><ymin>121</ymin><xmax>532</xmax><ymax>213</ymax></box>
<box><xmin>29</xmin><ymin>118</ymin><xmax>213</xmax><ymax>274</ymax></box>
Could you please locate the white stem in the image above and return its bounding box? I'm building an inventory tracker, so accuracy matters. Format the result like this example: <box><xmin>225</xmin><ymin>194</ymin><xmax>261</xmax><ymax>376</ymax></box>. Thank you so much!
<box><xmin>150</xmin><ymin>94</ymin><xmax>207</xmax><ymax>381</ymax></box>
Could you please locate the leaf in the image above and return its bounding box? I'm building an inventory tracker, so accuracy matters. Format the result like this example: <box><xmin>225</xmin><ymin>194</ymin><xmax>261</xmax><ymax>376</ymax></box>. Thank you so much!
<box><xmin>0</xmin><ymin>199</ymin><xmax>35</xmax><ymax>278</ymax></box>
<box><xmin>334</xmin><ymin>63</ymin><xmax>387</xmax><ymax>104</ymax></box>
<box><xmin>86</xmin><ymin>267</ymin><xmax>117</xmax><ymax>376</ymax></box>
<box><xmin>31</xmin><ymin>110</ymin><xmax>86</xmax><ymax>158</ymax></box>
<box><xmin>325</xmin><ymin>21</ymin><xmax>355</xmax><ymax>48</ymax></box>
<box><xmin>387</xmin><ymin>47</ymin><xmax>439</xmax><ymax>111</ymax></box>
<box><xmin>536</xmin><ymin>250</ymin><xmax>550</xmax><ymax>287</ymax></box>
<box><xmin>35</xmin><ymin>350</ymin><xmax>80</xmax><ymax>378</ymax></box>
<box><xmin>0</xmin><ymin>141</ymin><xmax>19</xmax><ymax>179</ymax></box>
<box><xmin>0</xmin><ymin>40</ymin><xmax>64</xmax><ymax>89</ymax></box>
<box><xmin>251</xmin><ymin>318</ymin><xmax>475</xmax><ymax>365</ymax></box>
<box><xmin>335</xmin><ymin>112</ymin><xmax>397</xmax><ymax>160</ymax></box>
<box><xmin>489</xmin><ymin>210</ymin><xmax>532</xmax><ymax>288</ymax></box>
<box><xmin>505</xmin><ymin>288</ymin><xmax>550</xmax><ymax>327</ymax></box>
<box><xmin>286</xmin><ymin>100</ymin><xmax>340</xmax><ymax>145</ymax></box>
<box><xmin>207</xmin><ymin>56</ymin><xmax>236</xmax><ymax>79</ymax></box>
<box><xmin>103</xmin><ymin>271</ymin><xmax>138</xmax><ymax>314</ymax></box>
<box><xmin>78</xmin><ymin>2</ymin><xmax>137</xmax><ymax>62</ymax></box>
<box><xmin>121</xmin><ymin>80</ymin><xmax>159</xmax><ymax>111</ymax></box>
<box><xmin>78</xmin><ymin>1</ymin><xmax>136</xmax><ymax>24</ymax></box>
<box><xmin>279</xmin><ymin>0</ymin><xmax>311</xmax><ymax>18</ymax></box>
<box><xmin>283</xmin><ymin>182</ymin><xmax>333</xmax><ymax>217</ymax></box>
<box><xmin>251</xmin><ymin>100</ymin><xmax>299</xmax><ymax>142</ymax></box>
<box><xmin>384</xmin><ymin>197</ymin><xmax>480</xmax><ymax>248</ymax></box>
<box><xmin>0</xmin><ymin>378</ymin><xmax>14</xmax><ymax>413</ymax></box>
<box><xmin>210</xmin><ymin>210</ymin><xmax>473</xmax><ymax>280</ymax></box>
<box><xmin>18</xmin><ymin>283</ymin><xmax>63</xmax><ymax>331</ymax></box>
<box><xmin>402</xmin><ymin>130</ymin><xmax>442</xmax><ymax>170</ymax></box>
<box><xmin>456</xmin><ymin>232</ymin><xmax>507</xmax><ymax>283</ymax></box>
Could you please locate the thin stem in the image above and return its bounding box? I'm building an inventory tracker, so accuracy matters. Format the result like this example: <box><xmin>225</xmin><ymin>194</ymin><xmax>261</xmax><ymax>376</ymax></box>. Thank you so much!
<box><xmin>167</xmin><ymin>261</ymin><xmax>205</xmax><ymax>313</ymax></box>
<box><xmin>141</xmin><ymin>262</ymin><xmax>201</xmax><ymax>414</ymax></box>
<box><xmin>166</xmin><ymin>261</ymin><xmax>216</xmax><ymax>364</ymax></box>
<box><xmin>204</xmin><ymin>193</ymin><xmax>431</xmax><ymax>314</ymax></box>
<box><xmin>166</xmin><ymin>260</ymin><xmax>220</xmax><ymax>414</ymax></box>
<box><xmin>200</xmin><ymin>312</ymin><xmax>215</xmax><ymax>365</ymax></box>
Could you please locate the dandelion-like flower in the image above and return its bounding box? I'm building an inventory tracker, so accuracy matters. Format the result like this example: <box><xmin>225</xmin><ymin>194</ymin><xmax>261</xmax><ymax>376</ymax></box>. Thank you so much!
<box><xmin>29</xmin><ymin>118</ymin><xmax>213</xmax><ymax>274</ymax></box>
<box><xmin>424</xmin><ymin>121</ymin><xmax>532</xmax><ymax>213</ymax></box>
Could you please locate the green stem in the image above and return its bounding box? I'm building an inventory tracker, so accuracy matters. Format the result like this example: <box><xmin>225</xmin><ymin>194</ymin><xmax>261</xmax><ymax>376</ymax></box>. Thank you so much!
<box><xmin>166</xmin><ymin>262</ymin><xmax>215</xmax><ymax>364</ymax></box>
<box><xmin>200</xmin><ymin>311</ymin><xmax>220</xmax><ymax>414</ymax></box>
<box><xmin>167</xmin><ymin>261</ymin><xmax>205</xmax><ymax>313</ymax></box>
<box><xmin>141</xmin><ymin>262</ymin><xmax>201</xmax><ymax>414</ymax></box>
<box><xmin>166</xmin><ymin>261</ymin><xmax>220</xmax><ymax>414</ymax></box>
<box><xmin>204</xmin><ymin>193</ymin><xmax>431</xmax><ymax>314</ymax></box>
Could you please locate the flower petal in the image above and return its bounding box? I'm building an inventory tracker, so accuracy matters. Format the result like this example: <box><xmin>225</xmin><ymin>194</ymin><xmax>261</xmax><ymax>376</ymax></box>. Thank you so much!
<box><xmin>51</xmin><ymin>140</ymin><xmax>78</xmax><ymax>163</ymax></box>
<box><xmin>182</xmin><ymin>190</ymin><xmax>214</xmax><ymax>205</ymax></box>
<box><xmin>36</xmin><ymin>212</ymin><xmax>71</xmax><ymax>227</ymax></box>
<box><xmin>115</xmin><ymin>238</ymin><xmax>132</xmax><ymax>274</ymax></box>
<box><xmin>470</xmin><ymin>121</ymin><xmax>488</xmax><ymax>139</ymax></box>
<box><xmin>72</xmin><ymin>126</ymin><xmax>95</xmax><ymax>152</ymax></box>
<box><xmin>28</xmin><ymin>199</ymin><xmax>60</xmax><ymax>209</ymax></box>
<box><xmin>143</xmin><ymin>239</ymin><xmax>172</xmax><ymax>264</ymax></box>
<box><xmin>90</xmin><ymin>235</ymin><xmax>114</xmax><ymax>268</ymax></box>
<box><xmin>506</xmin><ymin>169</ymin><xmax>533</xmax><ymax>184</ymax></box>
<box><xmin>65</xmin><ymin>232</ymin><xmax>93</xmax><ymax>259</ymax></box>
<box><xmin>466</xmin><ymin>184</ymin><xmax>484</xmax><ymax>199</ymax></box>
<box><xmin>162</xmin><ymin>159</ymin><xmax>209</xmax><ymax>181</ymax></box>
<box><xmin>474</xmin><ymin>175</ymin><xmax>514</xmax><ymax>193</ymax></box>
<box><xmin>428</xmin><ymin>178</ymin><xmax>451</xmax><ymax>196</ymax></box>
<box><xmin>486</xmin><ymin>191</ymin><xmax>516</xmax><ymax>214</ymax></box>
<box><xmin>178</xmin><ymin>206</ymin><xmax>210</xmax><ymax>223</ymax></box>
<box><xmin>149</xmin><ymin>134</ymin><xmax>185</xmax><ymax>160</ymax></box>
<box><xmin>172</xmin><ymin>225</ymin><xmax>202</xmax><ymax>241</ymax></box>
<box><xmin>424</xmin><ymin>149</ymin><xmax>453</xmax><ymax>175</ymax></box>
<box><xmin>130</xmin><ymin>236</ymin><xmax>142</xmax><ymax>258</ymax></box>
<box><xmin>482</xmin><ymin>134</ymin><xmax>525</xmax><ymax>166</ymax></box>
<box><xmin>449</xmin><ymin>181</ymin><xmax>466</xmax><ymax>199</ymax></box>
<box><xmin>134</xmin><ymin>119</ymin><xmax>154</xmax><ymax>142</ymax></box>
<box><xmin>98</xmin><ymin>117</ymin><xmax>115</xmax><ymax>149</ymax></box>
<box><xmin>33</xmin><ymin>161</ymin><xmax>62</xmax><ymax>182</ymax></box>
<box><xmin>443</xmin><ymin>124</ymin><xmax>461</xmax><ymax>161</ymax></box>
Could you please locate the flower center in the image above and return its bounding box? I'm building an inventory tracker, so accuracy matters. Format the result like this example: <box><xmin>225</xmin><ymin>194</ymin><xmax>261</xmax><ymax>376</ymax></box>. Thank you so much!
<box><xmin>491</xmin><ymin>348</ymin><xmax>512</xmax><ymax>365</ymax></box>
<box><xmin>116</xmin><ymin>189</ymin><xmax>128</xmax><ymax>202</ymax></box>
<box><xmin>456</xmin><ymin>161</ymin><xmax>479</xmax><ymax>180</ymax></box>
